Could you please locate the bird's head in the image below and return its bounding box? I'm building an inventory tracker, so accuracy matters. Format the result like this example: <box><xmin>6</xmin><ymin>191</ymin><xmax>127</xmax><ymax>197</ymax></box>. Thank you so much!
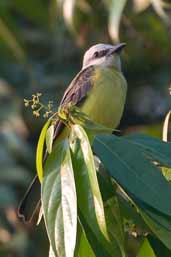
<box><xmin>82</xmin><ymin>43</ymin><xmax>126</xmax><ymax>71</ymax></box>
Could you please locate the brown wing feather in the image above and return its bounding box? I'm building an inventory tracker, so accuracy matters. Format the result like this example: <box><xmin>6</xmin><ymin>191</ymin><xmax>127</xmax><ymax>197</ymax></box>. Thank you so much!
<box><xmin>53</xmin><ymin>65</ymin><xmax>94</xmax><ymax>139</ymax></box>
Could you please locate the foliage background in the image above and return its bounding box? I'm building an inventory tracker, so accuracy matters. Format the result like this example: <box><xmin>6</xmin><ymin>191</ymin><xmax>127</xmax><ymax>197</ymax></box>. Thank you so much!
<box><xmin>0</xmin><ymin>0</ymin><xmax>171</xmax><ymax>256</ymax></box>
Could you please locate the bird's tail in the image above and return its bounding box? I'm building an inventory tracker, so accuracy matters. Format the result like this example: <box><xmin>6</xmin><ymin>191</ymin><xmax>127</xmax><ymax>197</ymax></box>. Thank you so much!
<box><xmin>18</xmin><ymin>175</ymin><xmax>41</xmax><ymax>223</ymax></box>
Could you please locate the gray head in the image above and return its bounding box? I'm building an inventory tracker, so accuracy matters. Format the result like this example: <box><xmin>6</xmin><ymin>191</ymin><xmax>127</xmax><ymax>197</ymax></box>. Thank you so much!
<box><xmin>82</xmin><ymin>43</ymin><xmax>126</xmax><ymax>71</ymax></box>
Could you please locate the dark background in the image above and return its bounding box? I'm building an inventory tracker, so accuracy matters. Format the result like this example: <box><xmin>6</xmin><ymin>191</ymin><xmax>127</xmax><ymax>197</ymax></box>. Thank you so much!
<box><xmin>0</xmin><ymin>1</ymin><xmax>171</xmax><ymax>256</ymax></box>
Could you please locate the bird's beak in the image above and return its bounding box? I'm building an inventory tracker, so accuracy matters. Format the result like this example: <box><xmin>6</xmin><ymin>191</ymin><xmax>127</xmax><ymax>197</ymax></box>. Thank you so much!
<box><xmin>108</xmin><ymin>43</ymin><xmax>126</xmax><ymax>55</ymax></box>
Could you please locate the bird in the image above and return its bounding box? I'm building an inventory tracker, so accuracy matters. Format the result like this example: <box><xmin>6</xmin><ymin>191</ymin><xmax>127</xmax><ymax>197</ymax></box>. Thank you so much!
<box><xmin>18</xmin><ymin>42</ymin><xmax>127</xmax><ymax>222</ymax></box>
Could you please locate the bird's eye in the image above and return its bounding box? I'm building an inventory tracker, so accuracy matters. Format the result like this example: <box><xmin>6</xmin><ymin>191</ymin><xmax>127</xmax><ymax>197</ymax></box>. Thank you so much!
<box><xmin>93</xmin><ymin>51</ymin><xmax>99</xmax><ymax>58</ymax></box>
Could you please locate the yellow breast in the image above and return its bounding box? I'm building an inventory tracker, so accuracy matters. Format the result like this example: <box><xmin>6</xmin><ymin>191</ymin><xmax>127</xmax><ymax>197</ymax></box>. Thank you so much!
<box><xmin>80</xmin><ymin>66</ymin><xmax>127</xmax><ymax>129</ymax></box>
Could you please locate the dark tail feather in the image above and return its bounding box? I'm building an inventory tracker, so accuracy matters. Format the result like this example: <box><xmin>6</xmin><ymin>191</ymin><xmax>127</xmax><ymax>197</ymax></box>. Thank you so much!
<box><xmin>18</xmin><ymin>175</ymin><xmax>41</xmax><ymax>223</ymax></box>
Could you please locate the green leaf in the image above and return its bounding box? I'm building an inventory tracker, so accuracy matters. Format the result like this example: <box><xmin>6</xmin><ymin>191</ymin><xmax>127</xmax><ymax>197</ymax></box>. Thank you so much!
<box><xmin>94</xmin><ymin>133</ymin><xmax>171</xmax><ymax>248</ymax></box>
<box><xmin>104</xmin><ymin>196</ymin><xmax>125</xmax><ymax>256</ymax></box>
<box><xmin>124</xmin><ymin>133</ymin><xmax>171</xmax><ymax>181</ymax></box>
<box><xmin>49</xmin><ymin>247</ymin><xmax>56</xmax><ymax>257</ymax></box>
<box><xmin>42</xmin><ymin>140</ymin><xmax>77</xmax><ymax>257</ymax></box>
<box><xmin>36</xmin><ymin>118</ymin><xmax>52</xmax><ymax>182</ymax></box>
<box><xmin>107</xmin><ymin>0</ymin><xmax>127</xmax><ymax>42</ymax></box>
<box><xmin>137</xmin><ymin>238</ymin><xmax>156</xmax><ymax>257</ymax></box>
<box><xmin>127</xmin><ymin>192</ymin><xmax>171</xmax><ymax>249</ymax></box>
<box><xmin>138</xmin><ymin>203</ymin><xmax>171</xmax><ymax>249</ymax></box>
<box><xmin>70</xmin><ymin>125</ymin><xmax>123</xmax><ymax>257</ymax></box>
<box><xmin>118</xmin><ymin>194</ymin><xmax>149</xmax><ymax>233</ymax></box>
<box><xmin>148</xmin><ymin>235</ymin><xmax>171</xmax><ymax>257</ymax></box>
<box><xmin>162</xmin><ymin>167</ymin><xmax>171</xmax><ymax>182</ymax></box>
<box><xmin>124</xmin><ymin>133</ymin><xmax>171</xmax><ymax>167</ymax></box>
<box><xmin>74</xmin><ymin>219</ymin><xmax>95</xmax><ymax>257</ymax></box>
<box><xmin>98</xmin><ymin>174</ymin><xmax>125</xmax><ymax>256</ymax></box>
<box><xmin>46</xmin><ymin>124</ymin><xmax>54</xmax><ymax>154</ymax></box>
<box><xmin>93</xmin><ymin>134</ymin><xmax>171</xmax><ymax>216</ymax></box>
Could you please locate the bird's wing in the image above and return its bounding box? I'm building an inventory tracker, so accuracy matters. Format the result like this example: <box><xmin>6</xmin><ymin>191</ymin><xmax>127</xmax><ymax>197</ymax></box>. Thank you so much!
<box><xmin>53</xmin><ymin>65</ymin><xmax>95</xmax><ymax>138</ymax></box>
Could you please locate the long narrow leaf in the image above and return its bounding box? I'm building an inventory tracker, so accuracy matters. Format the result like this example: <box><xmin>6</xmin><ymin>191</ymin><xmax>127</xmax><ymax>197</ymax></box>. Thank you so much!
<box><xmin>148</xmin><ymin>236</ymin><xmax>171</xmax><ymax>257</ymax></box>
<box><xmin>137</xmin><ymin>239</ymin><xmax>156</xmax><ymax>257</ymax></box>
<box><xmin>42</xmin><ymin>140</ymin><xmax>77</xmax><ymax>257</ymax></box>
<box><xmin>74</xmin><ymin>219</ymin><xmax>95</xmax><ymax>257</ymax></box>
<box><xmin>139</xmin><ymin>209</ymin><xmax>171</xmax><ymax>249</ymax></box>
<box><xmin>46</xmin><ymin>124</ymin><xmax>54</xmax><ymax>154</ymax></box>
<box><xmin>36</xmin><ymin>118</ymin><xmax>52</xmax><ymax>182</ymax></box>
<box><xmin>124</xmin><ymin>190</ymin><xmax>171</xmax><ymax>249</ymax></box>
<box><xmin>98</xmin><ymin>174</ymin><xmax>125</xmax><ymax>256</ymax></box>
<box><xmin>70</xmin><ymin>125</ymin><xmax>123</xmax><ymax>257</ymax></box>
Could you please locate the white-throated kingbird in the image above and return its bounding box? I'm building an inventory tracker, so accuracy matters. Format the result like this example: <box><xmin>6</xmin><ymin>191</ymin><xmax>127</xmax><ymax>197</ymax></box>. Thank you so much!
<box><xmin>18</xmin><ymin>42</ymin><xmax>127</xmax><ymax>222</ymax></box>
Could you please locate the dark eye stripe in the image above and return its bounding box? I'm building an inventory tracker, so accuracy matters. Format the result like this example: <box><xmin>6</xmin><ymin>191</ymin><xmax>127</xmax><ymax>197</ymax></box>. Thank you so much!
<box><xmin>100</xmin><ymin>49</ymin><xmax>109</xmax><ymax>57</ymax></box>
<box><xmin>94</xmin><ymin>49</ymin><xmax>109</xmax><ymax>58</ymax></box>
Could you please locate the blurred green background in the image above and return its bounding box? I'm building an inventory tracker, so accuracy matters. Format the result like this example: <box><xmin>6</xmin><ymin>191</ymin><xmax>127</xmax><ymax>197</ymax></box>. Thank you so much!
<box><xmin>0</xmin><ymin>0</ymin><xmax>171</xmax><ymax>256</ymax></box>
